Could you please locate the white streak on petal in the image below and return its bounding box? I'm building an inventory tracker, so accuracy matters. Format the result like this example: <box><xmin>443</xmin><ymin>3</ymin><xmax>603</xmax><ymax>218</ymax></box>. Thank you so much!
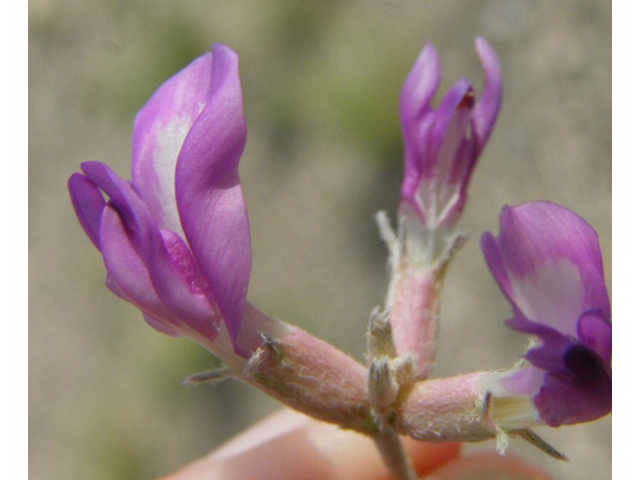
<box><xmin>509</xmin><ymin>259</ymin><xmax>584</xmax><ymax>337</ymax></box>
<box><xmin>149</xmin><ymin>114</ymin><xmax>193</xmax><ymax>236</ymax></box>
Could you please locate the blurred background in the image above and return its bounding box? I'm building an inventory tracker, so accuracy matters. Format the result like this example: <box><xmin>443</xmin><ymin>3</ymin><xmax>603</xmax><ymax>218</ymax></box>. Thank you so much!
<box><xmin>29</xmin><ymin>1</ymin><xmax>611</xmax><ymax>479</ymax></box>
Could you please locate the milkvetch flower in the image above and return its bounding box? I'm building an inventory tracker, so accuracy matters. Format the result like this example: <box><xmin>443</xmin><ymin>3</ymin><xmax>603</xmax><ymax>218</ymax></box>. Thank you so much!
<box><xmin>399</xmin><ymin>37</ymin><xmax>502</xmax><ymax>234</ymax></box>
<box><xmin>69</xmin><ymin>44</ymin><xmax>285</xmax><ymax>362</ymax></box>
<box><xmin>480</xmin><ymin>201</ymin><xmax>612</xmax><ymax>428</ymax></box>
<box><xmin>69</xmin><ymin>44</ymin><xmax>369</xmax><ymax>428</ymax></box>
<box><xmin>381</xmin><ymin>38</ymin><xmax>502</xmax><ymax>379</ymax></box>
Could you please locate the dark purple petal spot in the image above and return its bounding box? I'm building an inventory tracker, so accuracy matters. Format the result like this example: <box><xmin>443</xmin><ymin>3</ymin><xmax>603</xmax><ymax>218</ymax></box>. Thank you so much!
<box><xmin>563</xmin><ymin>343</ymin><xmax>612</xmax><ymax>389</ymax></box>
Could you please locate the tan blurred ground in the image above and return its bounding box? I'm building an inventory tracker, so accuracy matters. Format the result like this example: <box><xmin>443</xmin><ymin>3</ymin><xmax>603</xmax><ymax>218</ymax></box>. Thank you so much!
<box><xmin>29</xmin><ymin>1</ymin><xmax>611</xmax><ymax>479</ymax></box>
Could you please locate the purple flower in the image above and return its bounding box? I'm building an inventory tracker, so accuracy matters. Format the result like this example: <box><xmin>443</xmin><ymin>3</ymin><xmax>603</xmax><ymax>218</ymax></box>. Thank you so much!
<box><xmin>399</xmin><ymin>38</ymin><xmax>502</xmax><ymax>228</ymax></box>
<box><xmin>69</xmin><ymin>45</ymin><xmax>260</xmax><ymax>357</ymax></box>
<box><xmin>481</xmin><ymin>201</ymin><xmax>612</xmax><ymax>427</ymax></box>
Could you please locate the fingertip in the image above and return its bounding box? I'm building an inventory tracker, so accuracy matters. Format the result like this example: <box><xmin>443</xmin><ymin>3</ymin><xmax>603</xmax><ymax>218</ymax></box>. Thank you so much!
<box><xmin>402</xmin><ymin>437</ymin><xmax>461</xmax><ymax>477</ymax></box>
<box><xmin>159</xmin><ymin>409</ymin><xmax>462</xmax><ymax>480</ymax></box>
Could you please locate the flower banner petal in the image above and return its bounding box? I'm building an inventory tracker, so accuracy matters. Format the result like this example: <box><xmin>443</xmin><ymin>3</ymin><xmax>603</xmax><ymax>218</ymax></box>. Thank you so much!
<box><xmin>481</xmin><ymin>201</ymin><xmax>611</xmax><ymax>336</ymax></box>
<box><xmin>400</xmin><ymin>42</ymin><xmax>441</xmax><ymax>142</ymax></box>
<box><xmin>175</xmin><ymin>44</ymin><xmax>250</xmax><ymax>344</ymax></box>
<box><xmin>132</xmin><ymin>51</ymin><xmax>218</xmax><ymax>235</ymax></box>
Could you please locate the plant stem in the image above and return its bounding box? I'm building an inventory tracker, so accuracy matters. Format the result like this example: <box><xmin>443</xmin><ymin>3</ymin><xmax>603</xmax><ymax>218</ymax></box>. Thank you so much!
<box><xmin>374</xmin><ymin>422</ymin><xmax>417</xmax><ymax>480</ymax></box>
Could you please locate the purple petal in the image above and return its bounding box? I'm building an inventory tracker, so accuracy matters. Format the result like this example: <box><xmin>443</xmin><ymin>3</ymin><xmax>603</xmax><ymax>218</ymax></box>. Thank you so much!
<box><xmin>422</xmin><ymin>78</ymin><xmax>473</xmax><ymax>173</ymax></box>
<box><xmin>499</xmin><ymin>322</ymin><xmax>612</xmax><ymax>427</ymax></box>
<box><xmin>577</xmin><ymin>309</ymin><xmax>612</xmax><ymax>364</ymax></box>
<box><xmin>480</xmin><ymin>229</ymin><xmax>512</xmax><ymax>299</ymax></box>
<box><xmin>401</xmin><ymin>78</ymin><xmax>473</xmax><ymax>217</ymax></box>
<box><xmin>68</xmin><ymin>173</ymin><xmax>106</xmax><ymax>249</ymax></box>
<box><xmin>399</xmin><ymin>43</ymin><xmax>441</xmax><ymax>203</ymax></box>
<box><xmin>507</xmin><ymin>315</ymin><xmax>573</xmax><ymax>372</ymax></box>
<box><xmin>81</xmin><ymin>161</ymin><xmax>149</xmax><ymax>240</ymax></box>
<box><xmin>143</xmin><ymin>313</ymin><xmax>181</xmax><ymax>337</ymax></box>
<box><xmin>481</xmin><ymin>201</ymin><xmax>611</xmax><ymax>337</ymax></box>
<box><xmin>438</xmin><ymin>37</ymin><xmax>501</xmax><ymax>222</ymax></box>
<box><xmin>497</xmin><ymin>365</ymin><xmax>545</xmax><ymax>397</ymax></box>
<box><xmin>425</xmin><ymin>80</ymin><xmax>474</xmax><ymax>222</ymax></box>
<box><xmin>175</xmin><ymin>45</ymin><xmax>250</xmax><ymax>344</ymax></box>
<box><xmin>533</xmin><ymin>345</ymin><xmax>612</xmax><ymax>426</ymax></box>
<box><xmin>440</xmin><ymin>135</ymin><xmax>475</xmax><ymax>225</ymax></box>
<box><xmin>132</xmin><ymin>50</ymin><xmax>218</xmax><ymax>234</ymax></box>
<box><xmin>84</xmin><ymin>162</ymin><xmax>222</xmax><ymax>341</ymax></box>
<box><xmin>399</xmin><ymin>42</ymin><xmax>441</xmax><ymax>140</ymax></box>
<box><xmin>100</xmin><ymin>205</ymin><xmax>179</xmax><ymax>327</ymax></box>
<box><xmin>101</xmin><ymin>206</ymin><xmax>220</xmax><ymax>340</ymax></box>
<box><xmin>512</xmin><ymin>315</ymin><xmax>609</xmax><ymax>417</ymax></box>
<box><xmin>472</xmin><ymin>37</ymin><xmax>503</xmax><ymax>151</ymax></box>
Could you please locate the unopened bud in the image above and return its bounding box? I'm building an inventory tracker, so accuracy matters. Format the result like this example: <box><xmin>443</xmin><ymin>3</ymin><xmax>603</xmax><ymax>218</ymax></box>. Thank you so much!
<box><xmin>368</xmin><ymin>357</ymin><xmax>399</xmax><ymax>410</ymax></box>
<box><xmin>367</xmin><ymin>307</ymin><xmax>397</xmax><ymax>361</ymax></box>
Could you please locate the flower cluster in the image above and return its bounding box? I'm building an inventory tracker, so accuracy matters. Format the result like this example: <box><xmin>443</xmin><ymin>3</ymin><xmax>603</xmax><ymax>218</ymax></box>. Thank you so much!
<box><xmin>481</xmin><ymin>202</ymin><xmax>612</xmax><ymax>428</ymax></box>
<box><xmin>69</xmin><ymin>37</ymin><xmax>611</xmax><ymax>474</ymax></box>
